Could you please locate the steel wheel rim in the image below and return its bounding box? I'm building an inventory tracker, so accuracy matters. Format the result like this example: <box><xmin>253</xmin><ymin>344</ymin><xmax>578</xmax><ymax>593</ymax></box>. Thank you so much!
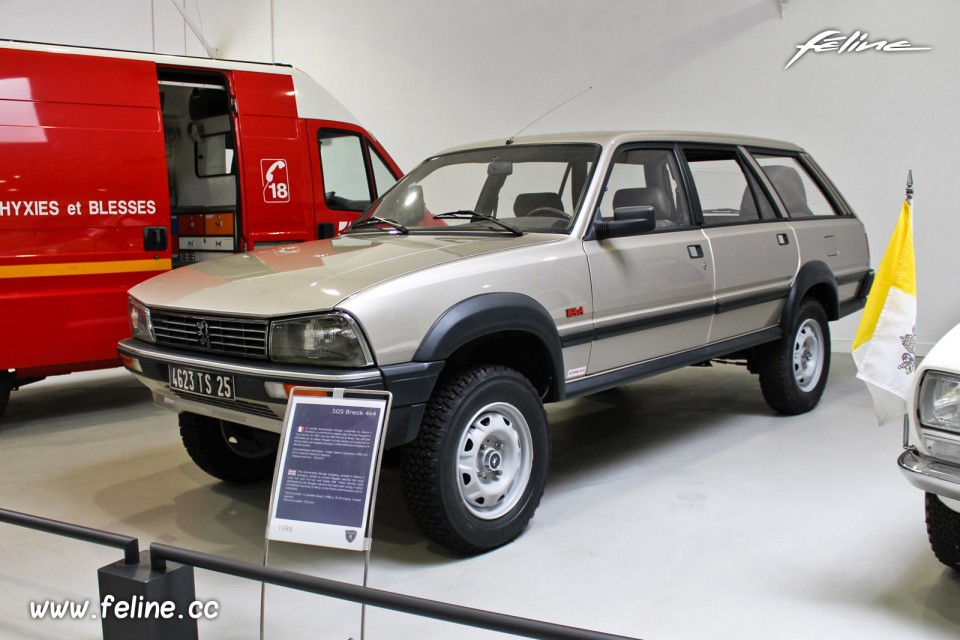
<box><xmin>455</xmin><ymin>402</ymin><xmax>534</xmax><ymax>520</ymax></box>
<box><xmin>792</xmin><ymin>318</ymin><xmax>824</xmax><ymax>393</ymax></box>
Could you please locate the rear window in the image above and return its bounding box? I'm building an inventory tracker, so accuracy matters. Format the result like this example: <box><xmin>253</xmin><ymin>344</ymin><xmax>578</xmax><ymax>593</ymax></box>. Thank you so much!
<box><xmin>682</xmin><ymin>147</ymin><xmax>777</xmax><ymax>225</ymax></box>
<box><xmin>753</xmin><ymin>155</ymin><xmax>839</xmax><ymax>217</ymax></box>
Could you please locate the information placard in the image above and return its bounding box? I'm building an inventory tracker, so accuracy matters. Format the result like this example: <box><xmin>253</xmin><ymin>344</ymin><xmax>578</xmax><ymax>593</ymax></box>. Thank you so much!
<box><xmin>265</xmin><ymin>389</ymin><xmax>389</xmax><ymax>551</ymax></box>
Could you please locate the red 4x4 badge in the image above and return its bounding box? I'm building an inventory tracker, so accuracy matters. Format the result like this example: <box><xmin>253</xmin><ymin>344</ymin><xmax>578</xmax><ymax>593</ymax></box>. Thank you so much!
<box><xmin>261</xmin><ymin>159</ymin><xmax>290</xmax><ymax>203</ymax></box>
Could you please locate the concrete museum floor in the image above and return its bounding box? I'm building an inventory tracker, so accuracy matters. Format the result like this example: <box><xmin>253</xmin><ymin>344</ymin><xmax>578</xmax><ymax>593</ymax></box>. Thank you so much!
<box><xmin>0</xmin><ymin>355</ymin><xmax>957</xmax><ymax>640</ymax></box>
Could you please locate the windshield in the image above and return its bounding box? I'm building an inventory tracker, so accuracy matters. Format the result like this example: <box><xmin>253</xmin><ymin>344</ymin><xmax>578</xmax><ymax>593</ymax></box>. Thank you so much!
<box><xmin>349</xmin><ymin>143</ymin><xmax>599</xmax><ymax>235</ymax></box>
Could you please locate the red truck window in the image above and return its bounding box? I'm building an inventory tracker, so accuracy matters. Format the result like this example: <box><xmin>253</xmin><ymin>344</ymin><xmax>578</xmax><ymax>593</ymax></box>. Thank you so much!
<box><xmin>318</xmin><ymin>129</ymin><xmax>397</xmax><ymax>212</ymax></box>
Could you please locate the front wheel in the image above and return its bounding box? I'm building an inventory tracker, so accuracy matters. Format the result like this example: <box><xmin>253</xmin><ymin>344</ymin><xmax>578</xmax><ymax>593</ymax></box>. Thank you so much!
<box><xmin>926</xmin><ymin>492</ymin><xmax>960</xmax><ymax>570</ymax></box>
<box><xmin>179</xmin><ymin>413</ymin><xmax>279</xmax><ymax>484</ymax></box>
<box><xmin>401</xmin><ymin>364</ymin><xmax>550</xmax><ymax>556</ymax></box>
<box><xmin>755</xmin><ymin>298</ymin><xmax>831</xmax><ymax>415</ymax></box>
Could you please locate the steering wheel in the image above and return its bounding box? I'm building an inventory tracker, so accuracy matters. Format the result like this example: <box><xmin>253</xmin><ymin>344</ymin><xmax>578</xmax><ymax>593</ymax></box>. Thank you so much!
<box><xmin>523</xmin><ymin>206</ymin><xmax>569</xmax><ymax>219</ymax></box>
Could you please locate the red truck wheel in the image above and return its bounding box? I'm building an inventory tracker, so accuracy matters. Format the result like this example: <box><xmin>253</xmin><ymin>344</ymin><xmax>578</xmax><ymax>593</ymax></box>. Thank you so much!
<box><xmin>0</xmin><ymin>373</ymin><xmax>11</xmax><ymax>419</ymax></box>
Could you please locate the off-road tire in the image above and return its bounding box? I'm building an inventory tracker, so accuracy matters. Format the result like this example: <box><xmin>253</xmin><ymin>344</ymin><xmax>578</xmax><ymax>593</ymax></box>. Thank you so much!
<box><xmin>401</xmin><ymin>364</ymin><xmax>550</xmax><ymax>556</ymax></box>
<box><xmin>926</xmin><ymin>492</ymin><xmax>960</xmax><ymax>570</ymax></box>
<box><xmin>756</xmin><ymin>298</ymin><xmax>831</xmax><ymax>415</ymax></box>
<box><xmin>179</xmin><ymin>412</ymin><xmax>279</xmax><ymax>484</ymax></box>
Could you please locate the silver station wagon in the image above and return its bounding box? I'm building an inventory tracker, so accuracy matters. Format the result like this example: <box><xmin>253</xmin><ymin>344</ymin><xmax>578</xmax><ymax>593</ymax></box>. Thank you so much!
<box><xmin>119</xmin><ymin>131</ymin><xmax>873</xmax><ymax>555</ymax></box>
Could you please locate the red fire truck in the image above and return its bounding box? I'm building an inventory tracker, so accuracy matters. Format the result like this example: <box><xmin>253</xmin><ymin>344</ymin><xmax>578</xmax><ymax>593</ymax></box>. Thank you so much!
<box><xmin>0</xmin><ymin>40</ymin><xmax>402</xmax><ymax>417</ymax></box>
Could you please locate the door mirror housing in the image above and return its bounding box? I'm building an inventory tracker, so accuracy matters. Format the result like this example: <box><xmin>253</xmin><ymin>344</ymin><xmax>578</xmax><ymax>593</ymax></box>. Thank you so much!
<box><xmin>594</xmin><ymin>205</ymin><xmax>656</xmax><ymax>239</ymax></box>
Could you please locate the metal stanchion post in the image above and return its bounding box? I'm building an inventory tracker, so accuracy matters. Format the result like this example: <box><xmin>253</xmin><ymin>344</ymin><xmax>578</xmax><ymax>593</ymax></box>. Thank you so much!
<box><xmin>97</xmin><ymin>550</ymin><xmax>199</xmax><ymax>640</ymax></box>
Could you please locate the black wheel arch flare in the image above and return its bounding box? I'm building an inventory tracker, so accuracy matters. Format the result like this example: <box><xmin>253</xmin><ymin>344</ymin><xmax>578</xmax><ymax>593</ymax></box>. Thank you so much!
<box><xmin>412</xmin><ymin>293</ymin><xmax>565</xmax><ymax>401</ymax></box>
<box><xmin>782</xmin><ymin>260</ymin><xmax>839</xmax><ymax>332</ymax></box>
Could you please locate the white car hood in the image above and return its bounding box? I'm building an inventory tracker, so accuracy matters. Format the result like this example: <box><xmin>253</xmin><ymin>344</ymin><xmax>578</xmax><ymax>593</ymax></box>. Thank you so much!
<box><xmin>919</xmin><ymin>323</ymin><xmax>960</xmax><ymax>376</ymax></box>
<box><xmin>130</xmin><ymin>233</ymin><xmax>561</xmax><ymax>316</ymax></box>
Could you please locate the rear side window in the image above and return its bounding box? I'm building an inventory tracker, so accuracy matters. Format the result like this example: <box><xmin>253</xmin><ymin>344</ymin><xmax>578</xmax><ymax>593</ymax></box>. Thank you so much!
<box><xmin>682</xmin><ymin>147</ymin><xmax>776</xmax><ymax>226</ymax></box>
<box><xmin>753</xmin><ymin>155</ymin><xmax>839</xmax><ymax>217</ymax></box>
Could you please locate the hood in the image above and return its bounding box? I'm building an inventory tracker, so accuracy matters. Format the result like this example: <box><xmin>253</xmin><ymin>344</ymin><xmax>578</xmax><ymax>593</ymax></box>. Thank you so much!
<box><xmin>919</xmin><ymin>323</ymin><xmax>960</xmax><ymax>377</ymax></box>
<box><xmin>130</xmin><ymin>232</ymin><xmax>561</xmax><ymax>316</ymax></box>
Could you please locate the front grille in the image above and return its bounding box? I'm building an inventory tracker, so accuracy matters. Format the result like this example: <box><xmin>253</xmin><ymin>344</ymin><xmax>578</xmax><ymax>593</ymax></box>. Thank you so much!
<box><xmin>152</xmin><ymin>311</ymin><xmax>269</xmax><ymax>359</ymax></box>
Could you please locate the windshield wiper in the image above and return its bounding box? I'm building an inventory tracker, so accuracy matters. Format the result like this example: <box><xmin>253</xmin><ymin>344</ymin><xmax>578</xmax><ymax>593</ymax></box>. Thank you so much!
<box><xmin>347</xmin><ymin>216</ymin><xmax>409</xmax><ymax>234</ymax></box>
<box><xmin>433</xmin><ymin>210</ymin><xmax>523</xmax><ymax>236</ymax></box>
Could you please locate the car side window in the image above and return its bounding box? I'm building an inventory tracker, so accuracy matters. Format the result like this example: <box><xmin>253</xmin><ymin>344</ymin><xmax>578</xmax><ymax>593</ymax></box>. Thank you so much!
<box><xmin>683</xmin><ymin>147</ymin><xmax>776</xmax><ymax>226</ymax></box>
<box><xmin>753</xmin><ymin>155</ymin><xmax>840</xmax><ymax>217</ymax></box>
<box><xmin>598</xmin><ymin>148</ymin><xmax>690</xmax><ymax>228</ymax></box>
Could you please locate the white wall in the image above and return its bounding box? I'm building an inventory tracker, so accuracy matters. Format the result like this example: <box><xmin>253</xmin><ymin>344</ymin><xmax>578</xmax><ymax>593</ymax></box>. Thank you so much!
<box><xmin>2</xmin><ymin>0</ymin><xmax>957</xmax><ymax>352</ymax></box>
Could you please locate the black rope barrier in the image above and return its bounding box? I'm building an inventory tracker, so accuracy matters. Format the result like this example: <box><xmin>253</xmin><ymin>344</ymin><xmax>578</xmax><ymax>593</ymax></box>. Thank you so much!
<box><xmin>0</xmin><ymin>507</ymin><xmax>140</xmax><ymax>564</ymax></box>
<box><xmin>151</xmin><ymin>542</ymin><xmax>643</xmax><ymax>640</ymax></box>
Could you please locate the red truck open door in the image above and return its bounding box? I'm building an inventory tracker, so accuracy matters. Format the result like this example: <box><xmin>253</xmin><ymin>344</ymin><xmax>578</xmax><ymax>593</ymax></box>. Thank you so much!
<box><xmin>0</xmin><ymin>42</ymin><xmax>402</xmax><ymax>417</ymax></box>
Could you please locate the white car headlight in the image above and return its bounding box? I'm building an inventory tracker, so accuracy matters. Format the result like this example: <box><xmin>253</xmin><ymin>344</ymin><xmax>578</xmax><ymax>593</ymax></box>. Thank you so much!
<box><xmin>269</xmin><ymin>313</ymin><xmax>373</xmax><ymax>367</ymax></box>
<box><xmin>128</xmin><ymin>298</ymin><xmax>155</xmax><ymax>343</ymax></box>
<box><xmin>919</xmin><ymin>371</ymin><xmax>960</xmax><ymax>433</ymax></box>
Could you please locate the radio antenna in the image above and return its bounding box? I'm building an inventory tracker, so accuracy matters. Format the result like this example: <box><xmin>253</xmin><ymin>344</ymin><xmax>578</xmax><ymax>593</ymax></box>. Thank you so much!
<box><xmin>169</xmin><ymin>0</ymin><xmax>216</xmax><ymax>58</ymax></box>
<box><xmin>506</xmin><ymin>86</ymin><xmax>592</xmax><ymax>144</ymax></box>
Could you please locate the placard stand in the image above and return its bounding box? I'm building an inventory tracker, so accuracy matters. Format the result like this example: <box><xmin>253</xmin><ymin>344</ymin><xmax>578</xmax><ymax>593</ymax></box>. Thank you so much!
<box><xmin>259</xmin><ymin>387</ymin><xmax>392</xmax><ymax>640</ymax></box>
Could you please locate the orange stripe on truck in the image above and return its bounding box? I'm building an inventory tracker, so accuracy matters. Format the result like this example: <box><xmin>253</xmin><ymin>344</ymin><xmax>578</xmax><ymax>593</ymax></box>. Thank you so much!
<box><xmin>0</xmin><ymin>258</ymin><xmax>172</xmax><ymax>278</ymax></box>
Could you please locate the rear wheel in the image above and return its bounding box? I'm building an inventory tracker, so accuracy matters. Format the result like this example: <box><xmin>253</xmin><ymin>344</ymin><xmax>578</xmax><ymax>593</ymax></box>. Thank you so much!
<box><xmin>401</xmin><ymin>364</ymin><xmax>550</xmax><ymax>555</ymax></box>
<box><xmin>926</xmin><ymin>492</ymin><xmax>960</xmax><ymax>570</ymax></box>
<box><xmin>756</xmin><ymin>298</ymin><xmax>831</xmax><ymax>415</ymax></box>
<box><xmin>179</xmin><ymin>413</ymin><xmax>279</xmax><ymax>483</ymax></box>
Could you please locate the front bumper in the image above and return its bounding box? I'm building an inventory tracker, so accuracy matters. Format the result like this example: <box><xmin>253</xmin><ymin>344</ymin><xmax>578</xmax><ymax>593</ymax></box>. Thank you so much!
<box><xmin>898</xmin><ymin>449</ymin><xmax>960</xmax><ymax>501</ymax></box>
<box><xmin>118</xmin><ymin>338</ymin><xmax>443</xmax><ymax>448</ymax></box>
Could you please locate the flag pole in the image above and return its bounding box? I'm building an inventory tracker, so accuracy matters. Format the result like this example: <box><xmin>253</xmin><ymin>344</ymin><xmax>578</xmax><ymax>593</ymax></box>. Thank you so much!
<box><xmin>853</xmin><ymin>168</ymin><xmax>918</xmax><ymax>425</ymax></box>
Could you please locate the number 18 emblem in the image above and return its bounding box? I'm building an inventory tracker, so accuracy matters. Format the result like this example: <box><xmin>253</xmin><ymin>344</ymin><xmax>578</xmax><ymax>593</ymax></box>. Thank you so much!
<box><xmin>261</xmin><ymin>159</ymin><xmax>290</xmax><ymax>203</ymax></box>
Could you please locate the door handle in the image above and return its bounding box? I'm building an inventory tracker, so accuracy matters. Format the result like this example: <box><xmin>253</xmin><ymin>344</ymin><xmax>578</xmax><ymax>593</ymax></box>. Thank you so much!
<box><xmin>687</xmin><ymin>244</ymin><xmax>704</xmax><ymax>259</ymax></box>
<box><xmin>776</xmin><ymin>233</ymin><xmax>789</xmax><ymax>246</ymax></box>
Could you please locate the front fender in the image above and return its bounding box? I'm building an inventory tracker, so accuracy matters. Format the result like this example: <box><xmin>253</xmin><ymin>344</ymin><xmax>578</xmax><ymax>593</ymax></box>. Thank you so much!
<box><xmin>413</xmin><ymin>292</ymin><xmax>565</xmax><ymax>395</ymax></box>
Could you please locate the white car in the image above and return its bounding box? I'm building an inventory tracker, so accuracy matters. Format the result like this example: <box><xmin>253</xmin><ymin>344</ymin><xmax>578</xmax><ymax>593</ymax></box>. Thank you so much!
<box><xmin>899</xmin><ymin>323</ymin><xmax>960</xmax><ymax>569</ymax></box>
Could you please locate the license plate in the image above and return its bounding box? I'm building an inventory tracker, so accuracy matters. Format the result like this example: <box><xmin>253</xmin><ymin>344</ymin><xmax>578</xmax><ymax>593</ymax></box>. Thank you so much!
<box><xmin>168</xmin><ymin>365</ymin><xmax>235</xmax><ymax>400</ymax></box>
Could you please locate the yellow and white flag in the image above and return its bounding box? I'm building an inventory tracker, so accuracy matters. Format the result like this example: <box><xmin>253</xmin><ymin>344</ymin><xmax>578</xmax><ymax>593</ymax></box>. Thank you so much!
<box><xmin>852</xmin><ymin>194</ymin><xmax>917</xmax><ymax>425</ymax></box>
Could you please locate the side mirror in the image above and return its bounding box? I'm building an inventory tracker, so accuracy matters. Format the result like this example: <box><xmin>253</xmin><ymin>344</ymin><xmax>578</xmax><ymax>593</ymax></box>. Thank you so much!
<box><xmin>594</xmin><ymin>205</ymin><xmax>656</xmax><ymax>239</ymax></box>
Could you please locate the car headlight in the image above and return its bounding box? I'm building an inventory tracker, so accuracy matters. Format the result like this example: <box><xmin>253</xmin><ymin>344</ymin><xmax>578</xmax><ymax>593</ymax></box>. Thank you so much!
<box><xmin>269</xmin><ymin>313</ymin><xmax>373</xmax><ymax>367</ymax></box>
<box><xmin>919</xmin><ymin>371</ymin><xmax>960</xmax><ymax>433</ymax></box>
<box><xmin>128</xmin><ymin>298</ymin><xmax>155</xmax><ymax>343</ymax></box>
